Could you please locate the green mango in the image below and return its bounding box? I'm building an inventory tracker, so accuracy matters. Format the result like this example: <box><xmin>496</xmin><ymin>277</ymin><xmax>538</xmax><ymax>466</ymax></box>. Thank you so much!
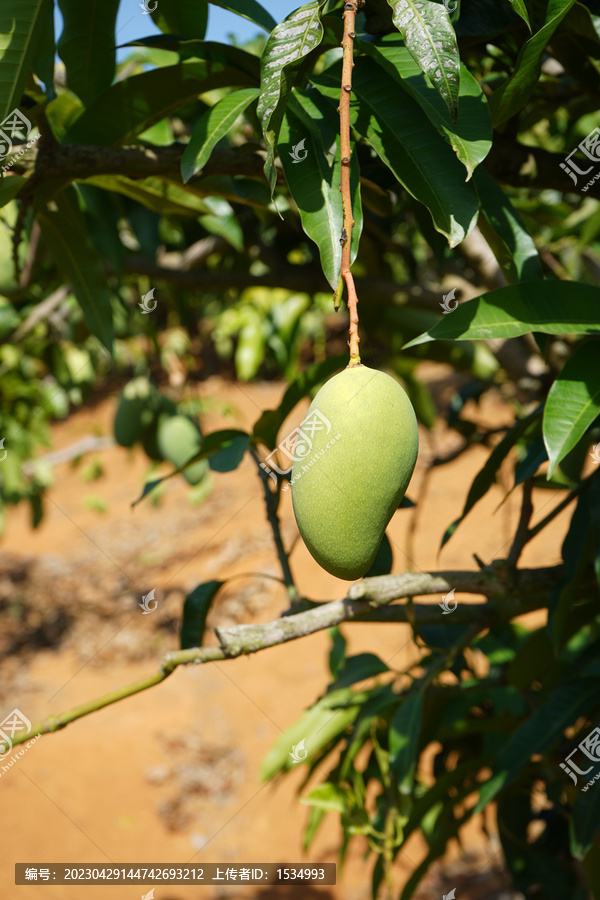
<box><xmin>157</xmin><ymin>414</ymin><xmax>208</xmax><ymax>485</ymax></box>
<box><xmin>114</xmin><ymin>376</ymin><xmax>154</xmax><ymax>447</ymax></box>
<box><xmin>291</xmin><ymin>364</ymin><xmax>418</xmax><ymax>580</ymax></box>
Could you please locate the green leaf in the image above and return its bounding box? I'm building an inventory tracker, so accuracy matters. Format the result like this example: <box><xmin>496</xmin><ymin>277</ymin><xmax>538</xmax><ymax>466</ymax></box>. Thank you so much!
<box><xmin>544</xmin><ymin>340</ymin><xmax>600</xmax><ymax>477</ymax></box>
<box><xmin>206</xmin><ymin>0</ymin><xmax>276</xmax><ymax>32</ymax></box>
<box><xmin>328</xmin><ymin>626</ymin><xmax>346</xmax><ymax>680</ymax></box>
<box><xmin>0</xmin><ymin>0</ymin><xmax>46</xmax><ymax>122</ymax></box>
<box><xmin>330</xmin><ymin>653</ymin><xmax>390</xmax><ymax>690</ymax></box>
<box><xmin>474</xmin><ymin>167</ymin><xmax>543</xmax><ymax>282</ymax></box>
<box><xmin>571</xmin><ymin>782</ymin><xmax>600</xmax><ymax>860</ymax></box>
<box><xmin>252</xmin><ymin>354</ymin><xmax>347</xmax><ymax>450</ymax></box>
<box><xmin>548</xmin><ymin>491</ymin><xmax>593</xmax><ymax>648</ymax></box>
<box><xmin>488</xmin><ymin>0</ymin><xmax>577</xmax><ymax>127</ymax></box>
<box><xmin>364</xmin><ymin>533</ymin><xmax>393</xmax><ymax>578</ymax></box>
<box><xmin>64</xmin><ymin>49</ymin><xmax>259</xmax><ymax>145</ymax></box>
<box><xmin>476</xmin><ymin>678</ymin><xmax>600</xmax><ymax>811</ymax></box>
<box><xmin>182</xmin><ymin>87</ymin><xmax>259</xmax><ymax>183</ymax></box>
<box><xmin>260</xmin><ymin>687</ymin><xmax>367</xmax><ymax>779</ymax></box>
<box><xmin>257</xmin><ymin>0</ymin><xmax>327</xmax><ymax>196</ymax></box>
<box><xmin>385</xmin><ymin>0</ymin><xmax>460</xmax><ymax>121</ymax></box>
<box><xmin>279</xmin><ymin>90</ymin><xmax>362</xmax><ymax>290</ymax></box>
<box><xmin>0</xmin><ymin>174</ymin><xmax>26</xmax><ymax>207</ymax></box>
<box><xmin>150</xmin><ymin>0</ymin><xmax>208</xmax><ymax>39</ymax></box>
<box><xmin>389</xmin><ymin>691</ymin><xmax>424</xmax><ymax>791</ymax></box>
<box><xmin>591</xmin><ymin>473</ymin><xmax>600</xmax><ymax>589</ymax></box>
<box><xmin>37</xmin><ymin>187</ymin><xmax>113</xmax><ymax>351</ymax></box>
<box><xmin>80</xmin><ymin>175</ymin><xmax>212</xmax><ymax>217</ymax></box>
<box><xmin>507</xmin><ymin>0</ymin><xmax>531</xmax><ymax>29</ymax></box>
<box><xmin>317</xmin><ymin>59</ymin><xmax>479</xmax><ymax>247</ymax></box>
<box><xmin>180</xmin><ymin>580</ymin><xmax>223</xmax><ymax>649</ymax></box>
<box><xmin>362</xmin><ymin>36</ymin><xmax>491</xmax><ymax>180</ymax></box>
<box><xmin>31</xmin><ymin>0</ymin><xmax>55</xmax><ymax>100</ymax></box>
<box><xmin>207</xmin><ymin>433</ymin><xmax>248</xmax><ymax>472</ymax></box>
<box><xmin>56</xmin><ymin>0</ymin><xmax>120</xmax><ymax>105</ymax></box>
<box><xmin>301</xmin><ymin>782</ymin><xmax>351</xmax><ymax>813</ymax></box>
<box><xmin>404</xmin><ymin>282</ymin><xmax>600</xmax><ymax>348</ymax></box>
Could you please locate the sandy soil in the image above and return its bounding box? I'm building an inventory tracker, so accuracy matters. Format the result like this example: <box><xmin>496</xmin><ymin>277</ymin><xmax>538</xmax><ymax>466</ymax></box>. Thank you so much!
<box><xmin>0</xmin><ymin>367</ymin><xmax>573</xmax><ymax>900</ymax></box>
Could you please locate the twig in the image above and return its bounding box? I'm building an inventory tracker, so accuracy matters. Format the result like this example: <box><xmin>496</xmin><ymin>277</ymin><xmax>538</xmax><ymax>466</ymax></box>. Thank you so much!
<box><xmin>339</xmin><ymin>0</ymin><xmax>361</xmax><ymax>364</ymax></box>
<box><xmin>6</xmin><ymin>565</ymin><xmax>562</xmax><ymax>750</ymax></box>
<box><xmin>507</xmin><ymin>477</ymin><xmax>534</xmax><ymax>569</ymax></box>
<box><xmin>9</xmin><ymin>285</ymin><xmax>70</xmax><ymax>344</ymax></box>
<box><xmin>250</xmin><ymin>447</ymin><xmax>300</xmax><ymax>608</ymax></box>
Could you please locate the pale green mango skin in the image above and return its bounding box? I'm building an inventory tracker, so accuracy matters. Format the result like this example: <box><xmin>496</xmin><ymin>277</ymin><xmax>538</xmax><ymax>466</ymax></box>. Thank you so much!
<box><xmin>291</xmin><ymin>365</ymin><xmax>418</xmax><ymax>580</ymax></box>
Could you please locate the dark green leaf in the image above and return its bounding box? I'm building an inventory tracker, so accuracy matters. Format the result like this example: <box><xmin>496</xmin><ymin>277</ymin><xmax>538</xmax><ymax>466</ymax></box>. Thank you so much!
<box><xmin>475</xmin><ymin>166</ymin><xmax>543</xmax><ymax>282</ymax></box>
<box><xmin>328</xmin><ymin>626</ymin><xmax>347</xmax><ymax>679</ymax></box>
<box><xmin>64</xmin><ymin>49</ymin><xmax>259</xmax><ymax>145</ymax></box>
<box><xmin>488</xmin><ymin>0</ymin><xmax>577</xmax><ymax>126</ymax></box>
<box><xmin>507</xmin><ymin>0</ymin><xmax>531</xmax><ymax>29</ymax></box>
<box><xmin>330</xmin><ymin>653</ymin><xmax>390</xmax><ymax>690</ymax></box>
<box><xmin>590</xmin><ymin>473</ymin><xmax>600</xmax><ymax>588</ymax></box>
<box><xmin>364</xmin><ymin>533</ymin><xmax>393</xmax><ymax>578</ymax></box>
<box><xmin>207</xmin><ymin>433</ymin><xmax>249</xmax><ymax>472</ymax></box>
<box><xmin>0</xmin><ymin>0</ymin><xmax>46</xmax><ymax>122</ymax></box>
<box><xmin>37</xmin><ymin>187</ymin><xmax>113</xmax><ymax>351</ymax></box>
<box><xmin>362</xmin><ymin>36</ymin><xmax>492</xmax><ymax>179</ymax></box>
<box><xmin>257</xmin><ymin>0</ymin><xmax>327</xmax><ymax>195</ymax></box>
<box><xmin>182</xmin><ymin>87</ymin><xmax>259</xmax><ymax>182</ymax></box>
<box><xmin>150</xmin><ymin>0</ymin><xmax>208</xmax><ymax>39</ymax></box>
<box><xmin>0</xmin><ymin>175</ymin><xmax>27</xmax><ymax>207</ymax></box>
<box><xmin>389</xmin><ymin>690</ymin><xmax>424</xmax><ymax>791</ymax></box>
<box><xmin>206</xmin><ymin>0</ymin><xmax>276</xmax><ymax>32</ymax></box>
<box><xmin>31</xmin><ymin>0</ymin><xmax>55</xmax><ymax>99</ymax></box>
<box><xmin>571</xmin><ymin>782</ymin><xmax>600</xmax><ymax>860</ymax></box>
<box><xmin>548</xmin><ymin>491</ymin><xmax>593</xmax><ymax>648</ymax></box>
<box><xmin>279</xmin><ymin>90</ymin><xmax>362</xmax><ymax>289</ymax></box>
<box><xmin>544</xmin><ymin>340</ymin><xmax>600</xmax><ymax>477</ymax></box>
<box><xmin>180</xmin><ymin>580</ymin><xmax>223</xmax><ymax>649</ymax></box>
<box><xmin>404</xmin><ymin>282</ymin><xmax>600</xmax><ymax>348</ymax></box>
<box><xmin>80</xmin><ymin>175</ymin><xmax>212</xmax><ymax>216</ymax></box>
<box><xmin>385</xmin><ymin>0</ymin><xmax>460</xmax><ymax>120</ymax></box>
<box><xmin>56</xmin><ymin>0</ymin><xmax>120</xmax><ymax>105</ymax></box>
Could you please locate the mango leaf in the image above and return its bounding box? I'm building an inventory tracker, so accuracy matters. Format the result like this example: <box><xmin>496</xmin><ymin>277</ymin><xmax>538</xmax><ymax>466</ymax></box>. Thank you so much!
<box><xmin>476</xmin><ymin>678</ymin><xmax>600</xmax><ymax>811</ymax></box>
<box><xmin>362</xmin><ymin>36</ymin><xmax>491</xmax><ymax>180</ymax></box>
<box><xmin>56</xmin><ymin>0</ymin><xmax>120</xmax><ymax>105</ymax></box>
<box><xmin>206</xmin><ymin>0</ymin><xmax>276</xmax><ymax>32</ymax></box>
<box><xmin>180</xmin><ymin>580</ymin><xmax>223</xmax><ymax>649</ymax></box>
<box><xmin>571</xmin><ymin>766</ymin><xmax>600</xmax><ymax>859</ymax></box>
<box><xmin>260</xmin><ymin>687</ymin><xmax>368</xmax><ymax>780</ymax></box>
<box><xmin>207</xmin><ymin>432</ymin><xmax>249</xmax><ymax>472</ymax></box>
<box><xmin>548</xmin><ymin>492</ymin><xmax>593</xmax><ymax>648</ymax></box>
<box><xmin>31</xmin><ymin>0</ymin><xmax>55</xmax><ymax>99</ymax></box>
<box><xmin>0</xmin><ymin>0</ymin><xmax>46</xmax><ymax>122</ymax></box>
<box><xmin>312</xmin><ymin>63</ymin><xmax>478</xmax><ymax>247</ymax></box>
<box><xmin>257</xmin><ymin>0</ymin><xmax>327</xmax><ymax>196</ymax></box>
<box><xmin>150</xmin><ymin>0</ymin><xmax>208</xmax><ymax>39</ymax></box>
<box><xmin>544</xmin><ymin>340</ymin><xmax>600</xmax><ymax>477</ymax></box>
<box><xmin>475</xmin><ymin>166</ymin><xmax>543</xmax><ymax>282</ymax></box>
<box><xmin>385</xmin><ymin>0</ymin><xmax>460</xmax><ymax>121</ymax></box>
<box><xmin>0</xmin><ymin>175</ymin><xmax>26</xmax><ymax>207</ymax></box>
<box><xmin>389</xmin><ymin>691</ymin><xmax>424</xmax><ymax>791</ymax></box>
<box><xmin>80</xmin><ymin>175</ymin><xmax>212</xmax><ymax>216</ymax></box>
<box><xmin>252</xmin><ymin>354</ymin><xmax>347</xmax><ymax>449</ymax></box>
<box><xmin>489</xmin><ymin>0</ymin><xmax>577</xmax><ymax>126</ymax></box>
<box><xmin>329</xmin><ymin>653</ymin><xmax>390</xmax><ymax>691</ymax></box>
<box><xmin>591</xmin><ymin>473</ymin><xmax>600</xmax><ymax>588</ymax></box>
<box><xmin>404</xmin><ymin>282</ymin><xmax>600</xmax><ymax>348</ymax></box>
<box><xmin>37</xmin><ymin>187</ymin><xmax>113</xmax><ymax>351</ymax></box>
<box><xmin>64</xmin><ymin>50</ymin><xmax>259</xmax><ymax>145</ymax></box>
<box><xmin>507</xmin><ymin>0</ymin><xmax>531</xmax><ymax>29</ymax></box>
<box><xmin>301</xmin><ymin>782</ymin><xmax>352</xmax><ymax>813</ymax></box>
<box><xmin>279</xmin><ymin>90</ymin><xmax>362</xmax><ymax>289</ymax></box>
<box><xmin>182</xmin><ymin>87</ymin><xmax>259</xmax><ymax>183</ymax></box>
<box><xmin>364</xmin><ymin>533</ymin><xmax>393</xmax><ymax>578</ymax></box>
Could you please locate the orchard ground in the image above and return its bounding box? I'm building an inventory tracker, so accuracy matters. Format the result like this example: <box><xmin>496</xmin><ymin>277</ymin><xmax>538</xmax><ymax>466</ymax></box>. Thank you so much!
<box><xmin>0</xmin><ymin>363</ymin><xmax>574</xmax><ymax>900</ymax></box>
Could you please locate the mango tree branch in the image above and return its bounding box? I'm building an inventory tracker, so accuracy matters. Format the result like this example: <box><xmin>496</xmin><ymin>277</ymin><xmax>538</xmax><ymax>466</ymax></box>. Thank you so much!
<box><xmin>339</xmin><ymin>0</ymin><xmax>361</xmax><ymax>364</ymax></box>
<box><xmin>6</xmin><ymin>565</ymin><xmax>562</xmax><ymax>750</ymax></box>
